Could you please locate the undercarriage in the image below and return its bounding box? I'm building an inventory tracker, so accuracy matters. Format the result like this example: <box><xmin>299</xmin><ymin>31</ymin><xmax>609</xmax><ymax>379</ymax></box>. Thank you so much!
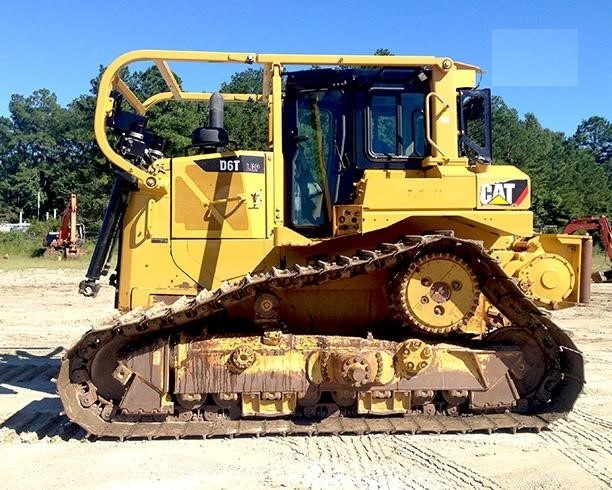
<box><xmin>58</xmin><ymin>236</ymin><xmax>584</xmax><ymax>439</ymax></box>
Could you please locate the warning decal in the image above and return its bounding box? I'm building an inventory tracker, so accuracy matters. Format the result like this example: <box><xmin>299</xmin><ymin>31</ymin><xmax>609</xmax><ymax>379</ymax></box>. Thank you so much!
<box><xmin>479</xmin><ymin>179</ymin><xmax>529</xmax><ymax>206</ymax></box>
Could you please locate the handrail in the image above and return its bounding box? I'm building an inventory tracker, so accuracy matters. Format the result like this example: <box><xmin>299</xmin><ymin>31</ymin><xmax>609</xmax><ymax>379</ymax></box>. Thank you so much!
<box><xmin>94</xmin><ymin>50</ymin><xmax>480</xmax><ymax>192</ymax></box>
<box><xmin>424</xmin><ymin>92</ymin><xmax>450</xmax><ymax>158</ymax></box>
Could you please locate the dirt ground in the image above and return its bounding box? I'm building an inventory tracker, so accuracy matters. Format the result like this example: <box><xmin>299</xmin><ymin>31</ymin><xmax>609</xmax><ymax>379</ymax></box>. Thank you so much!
<box><xmin>0</xmin><ymin>268</ymin><xmax>610</xmax><ymax>489</ymax></box>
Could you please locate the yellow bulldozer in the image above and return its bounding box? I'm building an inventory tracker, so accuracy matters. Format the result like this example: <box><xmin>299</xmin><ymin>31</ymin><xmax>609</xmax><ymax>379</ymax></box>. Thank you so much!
<box><xmin>60</xmin><ymin>50</ymin><xmax>587</xmax><ymax>438</ymax></box>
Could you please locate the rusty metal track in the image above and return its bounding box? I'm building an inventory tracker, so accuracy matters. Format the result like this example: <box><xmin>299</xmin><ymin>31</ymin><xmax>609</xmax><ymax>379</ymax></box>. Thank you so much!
<box><xmin>58</xmin><ymin>235</ymin><xmax>584</xmax><ymax>439</ymax></box>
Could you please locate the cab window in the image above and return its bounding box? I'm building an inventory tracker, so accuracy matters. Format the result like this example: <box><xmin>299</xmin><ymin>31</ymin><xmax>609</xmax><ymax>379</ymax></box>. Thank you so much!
<box><xmin>367</xmin><ymin>90</ymin><xmax>426</xmax><ymax>160</ymax></box>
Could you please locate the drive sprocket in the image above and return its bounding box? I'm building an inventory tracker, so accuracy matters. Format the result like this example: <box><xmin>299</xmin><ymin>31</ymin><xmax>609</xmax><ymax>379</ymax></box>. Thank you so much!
<box><xmin>393</xmin><ymin>252</ymin><xmax>480</xmax><ymax>334</ymax></box>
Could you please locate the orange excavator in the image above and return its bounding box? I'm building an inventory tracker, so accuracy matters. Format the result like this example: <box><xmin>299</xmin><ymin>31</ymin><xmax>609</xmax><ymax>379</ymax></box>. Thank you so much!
<box><xmin>42</xmin><ymin>194</ymin><xmax>86</xmax><ymax>259</ymax></box>
<box><xmin>563</xmin><ymin>215</ymin><xmax>612</xmax><ymax>282</ymax></box>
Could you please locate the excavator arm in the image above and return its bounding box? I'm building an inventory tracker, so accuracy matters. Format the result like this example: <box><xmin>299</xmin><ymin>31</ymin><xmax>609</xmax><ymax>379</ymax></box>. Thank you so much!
<box><xmin>57</xmin><ymin>194</ymin><xmax>78</xmax><ymax>246</ymax></box>
<box><xmin>43</xmin><ymin>194</ymin><xmax>85</xmax><ymax>258</ymax></box>
<box><xmin>563</xmin><ymin>215</ymin><xmax>612</xmax><ymax>282</ymax></box>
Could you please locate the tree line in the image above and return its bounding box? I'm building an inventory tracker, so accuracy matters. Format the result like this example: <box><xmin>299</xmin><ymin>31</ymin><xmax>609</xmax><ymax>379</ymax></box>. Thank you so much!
<box><xmin>491</xmin><ymin>100</ymin><xmax>612</xmax><ymax>227</ymax></box>
<box><xmin>0</xmin><ymin>64</ymin><xmax>610</xmax><ymax>238</ymax></box>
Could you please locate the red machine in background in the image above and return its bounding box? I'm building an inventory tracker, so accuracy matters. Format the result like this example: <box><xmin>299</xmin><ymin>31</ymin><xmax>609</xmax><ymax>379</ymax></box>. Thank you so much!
<box><xmin>42</xmin><ymin>194</ymin><xmax>86</xmax><ymax>259</ymax></box>
<box><xmin>563</xmin><ymin>215</ymin><xmax>612</xmax><ymax>282</ymax></box>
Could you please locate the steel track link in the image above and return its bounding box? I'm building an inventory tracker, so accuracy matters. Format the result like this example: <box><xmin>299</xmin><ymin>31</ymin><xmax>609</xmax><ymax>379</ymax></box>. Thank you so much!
<box><xmin>57</xmin><ymin>235</ymin><xmax>585</xmax><ymax>439</ymax></box>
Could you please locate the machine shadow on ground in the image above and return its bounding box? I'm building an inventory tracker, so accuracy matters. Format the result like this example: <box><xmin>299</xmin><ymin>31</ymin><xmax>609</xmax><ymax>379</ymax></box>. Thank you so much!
<box><xmin>0</xmin><ymin>347</ymin><xmax>87</xmax><ymax>440</ymax></box>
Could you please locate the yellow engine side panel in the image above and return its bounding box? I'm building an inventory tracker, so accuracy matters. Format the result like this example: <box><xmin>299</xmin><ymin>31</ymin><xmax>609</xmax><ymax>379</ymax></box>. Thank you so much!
<box><xmin>169</xmin><ymin>151</ymin><xmax>277</xmax><ymax>291</ymax></box>
<box><xmin>170</xmin><ymin>238</ymin><xmax>277</xmax><ymax>290</ymax></box>
<box><xmin>357</xmin><ymin>167</ymin><xmax>476</xmax><ymax>210</ymax></box>
<box><xmin>117</xmin><ymin>151</ymin><xmax>280</xmax><ymax>310</ymax></box>
<box><xmin>116</xmin><ymin>188</ymin><xmax>200</xmax><ymax>312</ymax></box>
<box><xmin>353</xmin><ymin>166</ymin><xmax>534</xmax><ymax>240</ymax></box>
<box><xmin>171</xmin><ymin>152</ymin><xmax>270</xmax><ymax>239</ymax></box>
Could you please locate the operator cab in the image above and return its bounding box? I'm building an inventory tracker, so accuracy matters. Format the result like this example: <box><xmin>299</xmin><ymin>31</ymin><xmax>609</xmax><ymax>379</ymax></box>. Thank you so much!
<box><xmin>282</xmin><ymin>67</ymin><xmax>491</xmax><ymax>237</ymax></box>
<box><xmin>282</xmin><ymin>68</ymin><xmax>429</xmax><ymax>236</ymax></box>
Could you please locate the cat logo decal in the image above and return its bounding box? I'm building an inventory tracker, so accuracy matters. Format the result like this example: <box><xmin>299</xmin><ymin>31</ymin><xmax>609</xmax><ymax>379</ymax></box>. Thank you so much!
<box><xmin>480</xmin><ymin>179</ymin><xmax>528</xmax><ymax>206</ymax></box>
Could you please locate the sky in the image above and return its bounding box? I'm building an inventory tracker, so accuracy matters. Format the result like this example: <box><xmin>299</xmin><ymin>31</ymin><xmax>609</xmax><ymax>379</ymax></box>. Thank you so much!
<box><xmin>0</xmin><ymin>0</ymin><xmax>610</xmax><ymax>136</ymax></box>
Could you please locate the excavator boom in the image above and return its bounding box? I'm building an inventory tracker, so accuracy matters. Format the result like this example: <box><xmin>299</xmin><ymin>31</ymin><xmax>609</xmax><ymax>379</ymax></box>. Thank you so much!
<box><xmin>43</xmin><ymin>194</ymin><xmax>86</xmax><ymax>259</ymax></box>
<box><xmin>563</xmin><ymin>215</ymin><xmax>612</xmax><ymax>282</ymax></box>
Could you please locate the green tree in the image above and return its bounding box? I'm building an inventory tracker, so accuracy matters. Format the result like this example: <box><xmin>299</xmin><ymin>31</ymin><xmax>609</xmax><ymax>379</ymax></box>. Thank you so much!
<box><xmin>373</xmin><ymin>48</ymin><xmax>393</xmax><ymax>56</ymax></box>
<box><xmin>492</xmin><ymin>102</ymin><xmax>612</xmax><ymax>225</ymax></box>
<box><xmin>221</xmin><ymin>68</ymin><xmax>268</xmax><ymax>151</ymax></box>
<box><xmin>0</xmin><ymin>89</ymin><xmax>70</xmax><ymax>220</ymax></box>
<box><xmin>491</xmin><ymin>96</ymin><xmax>524</xmax><ymax>163</ymax></box>
<box><xmin>572</xmin><ymin>116</ymin><xmax>612</xmax><ymax>183</ymax></box>
<box><xmin>122</xmin><ymin>66</ymin><xmax>209</xmax><ymax>155</ymax></box>
<box><xmin>573</xmin><ymin>116</ymin><xmax>612</xmax><ymax>165</ymax></box>
<box><xmin>0</xmin><ymin>115</ymin><xmax>15</xmax><ymax>220</ymax></box>
<box><xmin>56</xmin><ymin>92</ymin><xmax>112</xmax><ymax>232</ymax></box>
<box><xmin>0</xmin><ymin>81</ymin><xmax>111</xmax><ymax>232</ymax></box>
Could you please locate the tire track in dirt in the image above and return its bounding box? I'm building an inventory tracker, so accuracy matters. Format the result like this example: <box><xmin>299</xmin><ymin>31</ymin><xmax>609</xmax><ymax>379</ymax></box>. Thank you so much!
<box><xmin>572</xmin><ymin>409</ymin><xmax>612</xmax><ymax>430</ymax></box>
<box><xmin>565</xmin><ymin>414</ymin><xmax>612</xmax><ymax>456</ymax></box>
<box><xmin>385</xmin><ymin>435</ymin><xmax>499</xmax><ymax>490</ymax></box>
<box><xmin>275</xmin><ymin>433</ymin><xmax>425</xmax><ymax>489</ymax></box>
<box><xmin>275</xmin><ymin>435</ymin><xmax>368</xmax><ymax>488</ymax></box>
<box><xmin>540</xmin><ymin>418</ymin><xmax>612</xmax><ymax>486</ymax></box>
<box><xmin>338</xmin><ymin>434</ymin><xmax>394</xmax><ymax>489</ymax></box>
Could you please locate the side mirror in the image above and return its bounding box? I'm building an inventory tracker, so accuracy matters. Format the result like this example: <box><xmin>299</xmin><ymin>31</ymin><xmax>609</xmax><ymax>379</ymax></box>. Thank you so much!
<box><xmin>458</xmin><ymin>89</ymin><xmax>492</xmax><ymax>164</ymax></box>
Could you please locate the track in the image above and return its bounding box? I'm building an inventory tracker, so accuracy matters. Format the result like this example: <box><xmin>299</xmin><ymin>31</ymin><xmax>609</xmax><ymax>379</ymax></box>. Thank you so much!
<box><xmin>1</xmin><ymin>270</ymin><xmax>608</xmax><ymax>490</ymax></box>
<box><xmin>57</xmin><ymin>235</ymin><xmax>585</xmax><ymax>439</ymax></box>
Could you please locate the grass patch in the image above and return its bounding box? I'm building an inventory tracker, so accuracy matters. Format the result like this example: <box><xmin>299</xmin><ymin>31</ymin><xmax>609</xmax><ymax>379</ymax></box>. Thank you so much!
<box><xmin>0</xmin><ymin>221</ymin><xmax>60</xmax><ymax>256</ymax></box>
<box><xmin>0</xmin><ymin>254</ymin><xmax>91</xmax><ymax>271</ymax></box>
<box><xmin>0</xmin><ymin>222</ymin><xmax>92</xmax><ymax>270</ymax></box>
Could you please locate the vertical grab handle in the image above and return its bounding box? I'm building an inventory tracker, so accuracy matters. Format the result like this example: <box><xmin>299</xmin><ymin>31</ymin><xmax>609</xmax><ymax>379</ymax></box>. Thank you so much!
<box><xmin>424</xmin><ymin>92</ymin><xmax>450</xmax><ymax>157</ymax></box>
